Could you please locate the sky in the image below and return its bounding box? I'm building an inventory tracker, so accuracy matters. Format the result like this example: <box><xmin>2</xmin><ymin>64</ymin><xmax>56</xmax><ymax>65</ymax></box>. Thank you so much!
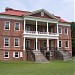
<box><xmin>0</xmin><ymin>0</ymin><xmax>74</xmax><ymax>22</ymax></box>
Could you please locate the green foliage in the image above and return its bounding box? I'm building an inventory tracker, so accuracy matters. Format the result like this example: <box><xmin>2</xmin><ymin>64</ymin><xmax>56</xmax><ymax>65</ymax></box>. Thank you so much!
<box><xmin>71</xmin><ymin>22</ymin><xmax>75</xmax><ymax>55</ymax></box>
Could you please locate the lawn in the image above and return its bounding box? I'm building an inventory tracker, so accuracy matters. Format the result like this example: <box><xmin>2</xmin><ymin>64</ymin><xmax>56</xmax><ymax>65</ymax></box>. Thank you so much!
<box><xmin>0</xmin><ymin>60</ymin><xmax>74</xmax><ymax>75</ymax></box>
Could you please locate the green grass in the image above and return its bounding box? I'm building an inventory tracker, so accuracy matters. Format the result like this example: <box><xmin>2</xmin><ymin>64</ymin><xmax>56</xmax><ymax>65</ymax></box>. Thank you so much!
<box><xmin>0</xmin><ymin>60</ymin><xmax>74</xmax><ymax>75</ymax></box>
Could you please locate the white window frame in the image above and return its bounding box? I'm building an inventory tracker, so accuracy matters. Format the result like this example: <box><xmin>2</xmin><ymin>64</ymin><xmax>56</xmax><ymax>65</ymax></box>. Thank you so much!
<box><xmin>13</xmin><ymin>52</ymin><xmax>19</xmax><ymax>58</ymax></box>
<box><xmin>14</xmin><ymin>38</ymin><xmax>20</xmax><ymax>47</ymax></box>
<box><xmin>14</xmin><ymin>22</ymin><xmax>20</xmax><ymax>31</ymax></box>
<box><xmin>58</xmin><ymin>27</ymin><xmax>62</xmax><ymax>34</ymax></box>
<box><xmin>65</xmin><ymin>41</ymin><xmax>69</xmax><ymax>48</ymax></box>
<box><xmin>64</xmin><ymin>28</ymin><xmax>68</xmax><ymax>35</ymax></box>
<box><xmin>43</xmin><ymin>41</ymin><xmax>47</xmax><ymax>47</ymax></box>
<box><xmin>4</xmin><ymin>37</ymin><xmax>10</xmax><ymax>47</ymax></box>
<box><xmin>59</xmin><ymin>40</ymin><xmax>62</xmax><ymax>48</ymax></box>
<box><xmin>26</xmin><ymin>40</ymin><xmax>30</xmax><ymax>48</ymax></box>
<box><xmin>4</xmin><ymin>52</ymin><xmax>9</xmax><ymax>58</ymax></box>
<box><xmin>4</xmin><ymin>21</ymin><xmax>10</xmax><ymax>30</ymax></box>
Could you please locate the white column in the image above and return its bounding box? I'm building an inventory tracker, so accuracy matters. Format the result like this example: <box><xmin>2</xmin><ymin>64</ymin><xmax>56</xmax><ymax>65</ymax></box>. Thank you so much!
<box><xmin>36</xmin><ymin>21</ymin><xmax>38</xmax><ymax>34</ymax></box>
<box><xmin>36</xmin><ymin>38</ymin><xmax>38</xmax><ymax>50</ymax></box>
<box><xmin>57</xmin><ymin>39</ymin><xmax>59</xmax><ymax>50</ymax></box>
<box><xmin>47</xmin><ymin>22</ymin><xmax>49</xmax><ymax>34</ymax></box>
<box><xmin>24</xmin><ymin>19</ymin><xmax>26</xmax><ymax>31</ymax></box>
<box><xmin>23</xmin><ymin>37</ymin><xmax>25</xmax><ymax>50</ymax></box>
<box><xmin>57</xmin><ymin>23</ymin><xmax>58</xmax><ymax>33</ymax></box>
<box><xmin>47</xmin><ymin>38</ymin><xmax>49</xmax><ymax>50</ymax></box>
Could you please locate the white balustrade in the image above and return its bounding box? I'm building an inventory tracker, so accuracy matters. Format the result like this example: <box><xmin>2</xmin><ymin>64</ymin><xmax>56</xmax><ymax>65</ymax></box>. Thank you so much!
<box><xmin>24</xmin><ymin>30</ymin><xmax>59</xmax><ymax>36</ymax></box>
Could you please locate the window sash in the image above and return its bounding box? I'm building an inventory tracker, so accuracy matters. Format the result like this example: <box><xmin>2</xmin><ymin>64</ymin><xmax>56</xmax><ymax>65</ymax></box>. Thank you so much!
<box><xmin>26</xmin><ymin>40</ymin><xmax>30</xmax><ymax>47</ymax></box>
<box><xmin>58</xmin><ymin>27</ymin><xmax>62</xmax><ymax>34</ymax></box>
<box><xmin>15</xmin><ymin>52</ymin><xmax>19</xmax><ymax>58</ymax></box>
<box><xmin>4</xmin><ymin>38</ymin><xmax>9</xmax><ymax>46</ymax></box>
<box><xmin>59</xmin><ymin>41</ymin><xmax>62</xmax><ymax>47</ymax></box>
<box><xmin>14</xmin><ymin>38</ymin><xmax>19</xmax><ymax>47</ymax></box>
<box><xmin>4</xmin><ymin>52</ymin><xmax>9</xmax><ymax>58</ymax></box>
<box><xmin>65</xmin><ymin>28</ymin><xmax>68</xmax><ymax>34</ymax></box>
<box><xmin>15</xmin><ymin>22</ymin><xmax>20</xmax><ymax>30</ymax></box>
<box><xmin>65</xmin><ymin>41</ymin><xmax>69</xmax><ymax>47</ymax></box>
<box><xmin>5</xmin><ymin>21</ymin><xmax>10</xmax><ymax>30</ymax></box>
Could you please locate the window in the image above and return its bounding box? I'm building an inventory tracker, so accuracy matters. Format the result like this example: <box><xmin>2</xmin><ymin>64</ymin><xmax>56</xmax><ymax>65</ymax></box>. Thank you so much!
<box><xmin>43</xmin><ymin>28</ymin><xmax>46</xmax><ymax>32</ymax></box>
<box><xmin>58</xmin><ymin>27</ymin><xmax>62</xmax><ymax>34</ymax></box>
<box><xmin>59</xmin><ymin>41</ymin><xmax>62</xmax><ymax>48</ymax></box>
<box><xmin>4</xmin><ymin>52</ymin><xmax>9</xmax><ymax>58</ymax></box>
<box><xmin>14</xmin><ymin>38</ymin><xmax>20</xmax><ymax>47</ymax></box>
<box><xmin>5</xmin><ymin>21</ymin><xmax>10</xmax><ymax>30</ymax></box>
<box><xmin>26</xmin><ymin>26</ymin><xmax>30</xmax><ymax>31</ymax></box>
<box><xmin>65</xmin><ymin>41</ymin><xmax>69</xmax><ymax>48</ymax></box>
<box><xmin>51</xmin><ymin>27</ymin><xmax>53</xmax><ymax>33</ymax></box>
<box><xmin>64</xmin><ymin>28</ymin><xmax>68</xmax><ymax>34</ymax></box>
<box><xmin>14</xmin><ymin>22</ymin><xmax>20</xmax><ymax>30</ymax></box>
<box><xmin>26</xmin><ymin>40</ymin><xmax>30</xmax><ymax>47</ymax></box>
<box><xmin>13</xmin><ymin>52</ymin><xmax>19</xmax><ymax>58</ymax></box>
<box><xmin>43</xmin><ymin>41</ymin><xmax>47</xmax><ymax>47</ymax></box>
<box><xmin>41</xmin><ymin>12</ymin><xmax>44</xmax><ymax>16</ymax></box>
<box><xmin>4</xmin><ymin>37</ymin><xmax>10</xmax><ymax>47</ymax></box>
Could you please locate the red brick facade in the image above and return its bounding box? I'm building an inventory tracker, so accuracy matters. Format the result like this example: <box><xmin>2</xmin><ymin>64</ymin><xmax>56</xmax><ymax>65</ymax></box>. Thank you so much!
<box><xmin>0</xmin><ymin>8</ymin><xmax>72</xmax><ymax>61</ymax></box>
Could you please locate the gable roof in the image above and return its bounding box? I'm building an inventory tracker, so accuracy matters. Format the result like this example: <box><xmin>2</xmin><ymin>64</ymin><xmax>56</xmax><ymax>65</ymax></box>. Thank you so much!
<box><xmin>0</xmin><ymin>7</ymin><xmax>70</xmax><ymax>23</ymax></box>
<box><xmin>24</xmin><ymin>9</ymin><xmax>58</xmax><ymax>20</ymax></box>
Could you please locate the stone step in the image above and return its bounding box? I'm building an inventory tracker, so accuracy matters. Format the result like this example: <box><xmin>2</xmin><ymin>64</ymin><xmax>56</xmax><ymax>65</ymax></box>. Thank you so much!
<box><xmin>32</xmin><ymin>50</ymin><xmax>48</xmax><ymax>63</ymax></box>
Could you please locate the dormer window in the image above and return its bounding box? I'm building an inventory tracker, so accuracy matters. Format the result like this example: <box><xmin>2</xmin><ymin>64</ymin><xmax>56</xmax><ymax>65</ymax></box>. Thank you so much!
<box><xmin>41</xmin><ymin>12</ymin><xmax>44</xmax><ymax>16</ymax></box>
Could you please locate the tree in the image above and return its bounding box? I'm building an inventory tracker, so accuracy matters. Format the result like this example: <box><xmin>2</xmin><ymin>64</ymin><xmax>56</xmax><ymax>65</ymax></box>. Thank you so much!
<box><xmin>71</xmin><ymin>22</ymin><xmax>75</xmax><ymax>56</ymax></box>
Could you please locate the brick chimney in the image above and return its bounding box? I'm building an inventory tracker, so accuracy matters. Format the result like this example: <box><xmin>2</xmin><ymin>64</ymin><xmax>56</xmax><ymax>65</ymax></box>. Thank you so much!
<box><xmin>5</xmin><ymin>7</ymin><xmax>13</xmax><ymax>11</ymax></box>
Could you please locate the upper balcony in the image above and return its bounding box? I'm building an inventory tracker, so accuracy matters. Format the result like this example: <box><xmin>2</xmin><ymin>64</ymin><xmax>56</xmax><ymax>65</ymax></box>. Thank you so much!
<box><xmin>23</xmin><ymin>19</ymin><xmax>59</xmax><ymax>39</ymax></box>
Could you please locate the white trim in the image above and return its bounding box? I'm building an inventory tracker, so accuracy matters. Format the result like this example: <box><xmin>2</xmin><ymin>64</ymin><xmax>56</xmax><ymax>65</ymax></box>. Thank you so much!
<box><xmin>23</xmin><ymin>37</ymin><xmax>25</xmax><ymax>50</ymax></box>
<box><xmin>36</xmin><ymin>38</ymin><xmax>38</xmax><ymax>50</ymax></box>
<box><xmin>58</xmin><ymin>27</ymin><xmax>62</xmax><ymax>34</ymax></box>
<box><xmin>65</xmin><ymin>41</ymin><xmax>69</xmax><ymax>48</ymax></box>
<box><xmin>64</xmin><ymin>28</ymin><xmax>68</xmax><ymax>35</ymax></box>
<box><xmin>59</xmin><ymin>40</ymin><xmax>62</xmax><ymax>48</ymax></box>
<box><xmin>26</xmin><ymin>40</ymin><xmax>30</xmax><ymax>47</ymax></box>
<box><xmin>13</xmin><ymin>52</ymin><xmax>19</xmax><ymax>58</ymax></box>
<box><xmin>34</xmin><ymin>41</ymin><xmax>40</xmax><ymax>50</ymax></box>
<box><xmin>24</xmin><ymin>9</ymin><xmax>58</xmax><ymax>20</ymax></box>
<box><xmin>25</xmin><ymin>16</ymin><xmax>58</xmax><ymax>24</ymax></box>
<box><xmin>20</xmin><ymin>52</ymin><xmax>23</xmax><ymax>57</ymax></box>
<box><xmin>59</xmin><ymin>23</ymin><xmax>70</xmax><ymax>26</ymax></box>
<box><xmin>4</xmin><ymin>37</ymin><xmax>10</xmax><ymax>47</ymax></box>
<box><xmin>24</xmin><ymin>19</ymin><xmax>26</xmax><ymax>31</ymax></box>
<box><xmin>14</xmin><ymin>38</ymin><xmax>20</xmax><ymax>47</ymax></box>
<box><xmin>4</xmin><ymin>52</ymin><xmax>9</xmax><ymax>58</ymax></box>
<box><xmin>4</xmin><ymin>21</ymin><xmax>10</xmax><ymax>30</ymax></box>
<box><xmin>14</xmin><ymin>22</ymin><xmax>20</xmax><ymax>31</ymax></box>
<box><xmin>23</xmin><ymin>34</ymin><xmax>59</xmax><ymax>39</ymax></box>
<box><xmin>0</xmin><ymin>15</ymin><xmax>23</xmax><ymax>20</ymax></box>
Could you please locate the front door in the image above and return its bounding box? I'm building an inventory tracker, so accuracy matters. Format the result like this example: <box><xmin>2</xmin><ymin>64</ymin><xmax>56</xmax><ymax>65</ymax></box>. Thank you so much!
<box><xmin>34</xmin><ymin>41</ymin><xmax>40</xmax><ymax>50</ymax></box>
<box><xmin>51</xmin><ymin>41</ymin><xmax>54</xmax><ymax>48</ymax></box>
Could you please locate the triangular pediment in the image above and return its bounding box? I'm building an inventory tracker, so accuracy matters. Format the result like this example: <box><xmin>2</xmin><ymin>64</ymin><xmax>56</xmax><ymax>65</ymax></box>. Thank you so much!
<box><xmin>25</xmin><ymin>9</ymin><xmax>58</xmax><ymax>20</ymax></box>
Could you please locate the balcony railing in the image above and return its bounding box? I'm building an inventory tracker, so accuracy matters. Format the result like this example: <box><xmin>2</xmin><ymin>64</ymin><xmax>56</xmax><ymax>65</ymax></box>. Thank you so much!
<box><xmin>23</xmin><ymin>30</ymin><xmax>59</xmax><ymax>36</ymax></box>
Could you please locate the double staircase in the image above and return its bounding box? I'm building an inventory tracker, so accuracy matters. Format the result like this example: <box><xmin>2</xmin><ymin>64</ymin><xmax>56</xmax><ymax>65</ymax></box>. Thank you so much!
<box><xmin>32</xmin><ymin>50</ymin><xmax>49</xmax><ymax>63</ymax></box>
